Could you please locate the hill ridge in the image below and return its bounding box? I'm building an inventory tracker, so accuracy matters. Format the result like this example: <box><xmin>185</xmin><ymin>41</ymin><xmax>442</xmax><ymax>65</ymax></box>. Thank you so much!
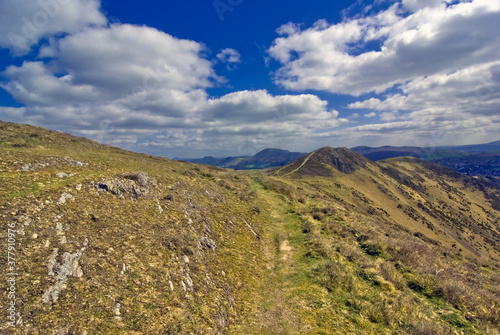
<box><xmin>273</xmin><ymin>146</ymin><xmax>371</xmax><ymax>177</ymax></box>
<box><xmin>1</xmin><ymin>120</ymin><xmax>499</xmax><ymax>334</ymax></box>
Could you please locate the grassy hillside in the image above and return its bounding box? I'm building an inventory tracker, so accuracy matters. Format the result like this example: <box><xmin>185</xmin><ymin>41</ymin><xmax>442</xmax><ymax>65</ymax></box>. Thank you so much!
<box><xmin>351</xmin><ymin>144</ymin><xmax>500</xmax><ymax>179</ymax></box>
<box><xmin>1</xmin><ymin>121</ymin><xmax>499</xmax><ymax>334</ymax></box>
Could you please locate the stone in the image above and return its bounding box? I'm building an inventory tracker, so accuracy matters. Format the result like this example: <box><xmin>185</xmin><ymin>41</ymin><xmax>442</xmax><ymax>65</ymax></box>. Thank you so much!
<box><xmin>47</xmin><ymin>249</ymin><xmax>59</xmax><ymax>277</ymax></box>
<box><xmin>18</xmin><ymin>164</ymin><xmax>31</xmax><ymax>171</ymax></box>
<box><xmin>42</xmin><ymin>248</ymin><xmax>84</xmax><ymax>304</ymax></box>
<box><xmin>55</xmin><ymin>222</ymin><xmax>64</xmax><ymax>235</ymax></box>
<box><xmin>113</xmin><ymin>303</ymin><xmax>122</xmax><ymax>321</ymax></box>
<box><xmin>57</xmin><ymin>193</ymin><xmax>73</xmax><ymax>205</ymax></box>
<box><xmin>97</xmin><ymin>172</ymin><xmax>157</xmax><ymax>199</ymax></box>
<box><xmin>184</xmin><ymin>274</ymin><xmax>193</xmax><ymax>289</ymax></box>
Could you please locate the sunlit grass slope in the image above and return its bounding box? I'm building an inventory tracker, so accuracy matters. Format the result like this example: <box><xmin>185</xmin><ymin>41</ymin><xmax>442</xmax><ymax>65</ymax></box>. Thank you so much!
<box><xmin>1</xmin><ymin>121</ymin><xmax>499</xmax><ymax>334</ymax></box>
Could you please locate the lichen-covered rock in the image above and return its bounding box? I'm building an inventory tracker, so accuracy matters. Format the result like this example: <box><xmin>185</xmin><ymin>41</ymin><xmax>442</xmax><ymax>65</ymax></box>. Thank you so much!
<box><xmin>17</xmin><ymin>163</ymin><xmax>49</xmax><ymax>171</ymax></box>
<box><xmin>96</xmin><ymin>171</ymin><xmax>157</xmax><ymax>199</ymax></box>
<box><xmin>55</xmin><ymin>172</ymin><xmax>75</xmax><ymax>178</ymax></box>
<box><xmin>42</xmin><ymin>249</ymin><xmax>84</xmax><ymax>304</ymax></box>
<box><xmin>57</xmin><ymin>193</ymin><xmax>74</xmax><ymax>205</ymax></box>
<box><xmin>113</xmin><ymin>303</ymin><xmax>122</xmax><ymax>321</ymax></box>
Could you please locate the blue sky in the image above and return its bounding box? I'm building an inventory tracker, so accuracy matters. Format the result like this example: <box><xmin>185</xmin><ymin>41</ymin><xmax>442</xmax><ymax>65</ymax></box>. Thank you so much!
<box><xmin>0</xmin><ymin>0</ymin><xmax>499</xmax><ymax>158</ymax></box>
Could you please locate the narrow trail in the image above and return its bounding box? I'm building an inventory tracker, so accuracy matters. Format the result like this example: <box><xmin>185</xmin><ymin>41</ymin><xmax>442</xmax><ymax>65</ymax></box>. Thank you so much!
<box><xmin>282</xmin><ymin>152</ymin><xmax>315</xmax><ymax>177</ymax></box>
<box><xmin>252</xmin><ymin>194</ymin><xmax>299</xmax><ymax>333</ymax></box>
<box><xmin>246</xmin><ymin>179</ymin><xmax>315</xmax><ymax>334</ymax></box>
<box><xmin>279</xmin><ymin>239</ymin><xmax>293</xmax><ymax>262</ymax></box>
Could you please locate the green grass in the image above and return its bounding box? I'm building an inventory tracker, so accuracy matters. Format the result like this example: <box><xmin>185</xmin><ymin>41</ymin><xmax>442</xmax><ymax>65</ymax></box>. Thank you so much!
<box><xmin>1</xmin><ymin>121</ymin><xmax>499</xmax><ymax>334</ymax></box>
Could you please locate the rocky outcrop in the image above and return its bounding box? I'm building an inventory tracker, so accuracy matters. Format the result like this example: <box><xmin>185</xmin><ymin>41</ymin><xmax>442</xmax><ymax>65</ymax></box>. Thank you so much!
<box><xmin>42</xmin><ymin>248</ymin><xmax>84</xmax><ymax>304</ymax></box>
<box><xmin>96</xmin><ymin>171</ymin><xmax>157</xmax><ymax>199</ymax></box>
<box><xmin>57</xmin><ymin>193</ymin><xmax>74</xmax><ymax>205</ymax></box>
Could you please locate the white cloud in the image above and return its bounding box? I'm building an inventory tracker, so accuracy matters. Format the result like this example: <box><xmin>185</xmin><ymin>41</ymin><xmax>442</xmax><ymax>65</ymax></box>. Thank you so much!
<box><xmin>276</xmin><ymin>22</ymin><xmax>302</xmax><ymax>36</ymax></box>
<box><xmin>2</xmin><ymin>61</ymin><xmax>104</xmax><ymax>106</ymax></box>
<box><xmin>349</xmin><ymin>61</ymin><xmax>500</xmax><ymax>116</ymax></box>
<box><xmin>1</xmin><ymin>23</ymin><xmax>343</xmax><ymax>157</ymax></box>
<box><xmin>0</xmin><ymin>89</ymin><xmax>343</xmax><ymax>157</ymax></box>
<box><xmin>345</xmin><ymin>60</ymin><xmax>500</xmax><ymax>147</ymax></box>
<box><xmin>40</xmin><ymin>24</ymin><xmax>217</xmax><ymax>96</ymax></box>
<box><xmin>401</xmin><ymin>0</ymin><xmax>452</xmax><ymax>11</ymax></box>
<box><xmin>380</xmin><ymin>111</ymin><xmax>400</xmax><ymax>121</ymax></box>
<box><xmin>216</xmin><ymin>48</ymin><xmax>241</xmax><ymax>63</ymax></box>
<box><xmin>269</xmin><ymin>0</ymin><xmax>500</xmax><ymax>96</ymax></box>
<box><xmin>310</xmin><ymin>111</ymin><xmax>500</xmax><ymax>148</ymax></box>
<box><xmin>267</xmin><ymin>0</ymin><xmax>500</xmax><ymax>148</ymax></box>
<box><xmin>0</xmin><ymin>0</ymin><xmax>106</xmax><ymax>55</ymax></box>
<box><xmin>349</xmin><ymin>98</ymin><xmax>383</xmax><ymax>110</ymax></box>
<box><xmin>2</xmin><ymin>24</ymin><xmax>217</xmax><ymax>107</ymax></box>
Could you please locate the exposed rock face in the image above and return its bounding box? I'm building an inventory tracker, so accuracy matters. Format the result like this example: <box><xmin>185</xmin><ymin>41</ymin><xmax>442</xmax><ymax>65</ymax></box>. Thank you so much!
<box><xmin>57</xmin><ymin>193</ymin><xmax>74</xmax><ymax>205</ymax></box>
<box><xmin>42</xmin><ymin>248</ymin><xmax>84</xmax><ymax>304</ymax></box>
<box><xmin>97</xmin><ymin>171</ymin><xmax>157</xmax><ymax>199</ymax></box>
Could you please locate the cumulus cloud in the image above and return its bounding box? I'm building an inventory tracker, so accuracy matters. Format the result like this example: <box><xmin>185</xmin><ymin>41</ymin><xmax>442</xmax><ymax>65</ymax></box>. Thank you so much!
<box><xmin>0</xmin><ymin>89</ymin><xmax>343</xmax><ymax>157</ymax></box>
<box><xmin>349</xmin><ymin>61</ymin><xmax>500</xmax><ymax>115</ymax></box>
<box><xmin>2</xmin><ymin>24</ymin><xmax>218</xmax><ymax>108</ymax></box>
<box><xmin>309</xmin><ymin>109</ymin><xmax>500</xmax><ymax>149</ymax></box>
<box><xmin>345</xmin><ymin>60</ymin><xmax>500</xmax><ymax>147</ymax></box>
<box><xmin>269</xmin><ymin>0</ymin><xmax>500</xmax><ymax>96</ymax></box>
<box><xmin>401</xmin><ymin>0</ymin><xmax>452</xmax><ymax>11</ymax></box>
<box><xmin>216</xmin><ymin>48</ymin><xmax>241</xmax><ymax>63</ymax></box>
<box><xmin>1</xmin><ymin>23</ymin><xmax>343</xmax><ymax>157</ymax></box>
<box><xmin>276</xmin><ymin>22</ymin><xmax>302</xmax><ymax>36</ymax></box>
<box><xmin>267</xmin><ymin>0</ymin><xmax>500</xmax><ymax>147</ymax></box>
<box><xmin>0</xmin><ymin>0</ymin><xmax>106</xmax><ymax>55</ymax></box>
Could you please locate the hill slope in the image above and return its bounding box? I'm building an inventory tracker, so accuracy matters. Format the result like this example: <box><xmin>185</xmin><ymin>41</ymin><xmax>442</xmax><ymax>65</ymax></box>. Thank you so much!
<box><xmin>351</xmin><ymin>145</ymin><xmax>467</xmax><ymax>161</ymax></box>
<box><xmin>1</xmin><ymin>121</ymin><xmax>499</xmax><ymax>334</ymax></box>
<box><xmin>352</xmin><ymin>140</ymin><xmax>500</xmax><ymax>161</ymax></box>
<box><xmin>352</xmin><ymin>143</ymin><xmax>500</xmax><ymax>179</ymax></box>
<box><xmin>271</xmin><ymin>146</ymin><xmax>371</xmax><ymax>176</ymax></box>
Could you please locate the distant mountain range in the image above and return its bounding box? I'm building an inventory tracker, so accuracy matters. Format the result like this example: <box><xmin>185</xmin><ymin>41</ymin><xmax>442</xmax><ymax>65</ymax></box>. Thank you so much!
<box><xmin>176</xmin><ymin>148</ymin><xmax>305</xmax><ymax>170</ymax></box>
<box><xmin>178</xmin><ymin>141</ymin><xmax>500</xmax><ymax>179</ymax></box>
<box><xmin>351</xmin><ymin>141</ymin><xmax>500</xmax><ymax>180</ymax></box>
<box><xmin>351</xmin><ymin>140</ymin><xmax>500</xmax><ymax>161</ymax></box>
